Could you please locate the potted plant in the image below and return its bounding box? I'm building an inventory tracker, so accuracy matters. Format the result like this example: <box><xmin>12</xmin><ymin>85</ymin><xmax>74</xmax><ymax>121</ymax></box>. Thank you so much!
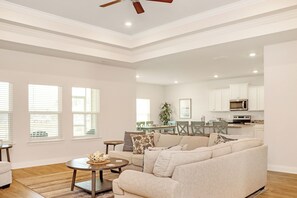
<box><xmin>159</xmin><ymin>102</ymin><xmax>172</xmax><ymax>125</ymax></box>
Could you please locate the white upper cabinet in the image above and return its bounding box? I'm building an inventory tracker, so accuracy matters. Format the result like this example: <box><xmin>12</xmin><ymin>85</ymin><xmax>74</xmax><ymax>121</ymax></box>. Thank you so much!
<box><xmin>221</xmin><ymin>89</ymin><xmax>230</xmax><ymax>111</ymax></box>
<box><xmin>229</xmin><ymin>83</ymin><xmax>248</xmax><ymax>100</ymax></box>
<box><xmin>209</xmin><ymin>89</ymin><xmax>230</xmax><ymax>112</ymax></box>
<box><xmin>248</xmin><ymin>86</ymin><xmax>264</xmax><ymax>111</ymax></box>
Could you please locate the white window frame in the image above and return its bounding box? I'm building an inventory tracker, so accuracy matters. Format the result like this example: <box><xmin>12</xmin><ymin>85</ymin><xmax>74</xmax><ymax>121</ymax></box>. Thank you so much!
<box><xmin>72</xmin><ymin>87</ymin><xmax>99</xmax><ymax>139</ymax></box>
<box><xmin>28</xmin><ymin>84</ymin><xmax>62</xmax><ymax>142</ymax></box>
<box><xmin>0</xmin><ymin>82</ymin><xmax>12</xmax><ymax>143</ymax></box>
<box><xmin>136</xmin><ymin>98</ymin><xmax>151</xmax><ymax>122</ymax></box>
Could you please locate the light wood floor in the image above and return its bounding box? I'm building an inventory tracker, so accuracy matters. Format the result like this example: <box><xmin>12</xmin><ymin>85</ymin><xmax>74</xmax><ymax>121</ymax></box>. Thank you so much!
<box><xmin>1</xmin><ymin>163</ymin><xmax>297</xmax><ymax>198</ymax></box>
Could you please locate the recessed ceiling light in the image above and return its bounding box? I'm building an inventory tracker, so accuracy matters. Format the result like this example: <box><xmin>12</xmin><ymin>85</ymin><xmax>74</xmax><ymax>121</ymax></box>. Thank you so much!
<box><xmin>136</xmin><ymin>75</ymin><xmax>140</xmax><ymax>78</ymax></box>
<box><xmin>249</xmin><ymin>52</ymin><xmax>256</xmax><ymax>57</ymax></box>
<box><xmin>253</xmin><ymin>70</ymin><xmax>259</xmax><ymax>74</ymax></box>
<box><xmin>125</xmin><ymin>21</ymin><xmax>132</xmax><ymax>27</ymax></box>
<box><xmin>214</xmin><ymin>75</ymin><xmax>219</xmax><ymax>78</ymax></box>
<box><xmin>174</xmin><ymin>80</ymin><xmax>179</xmax><ymax>84</ymax></box>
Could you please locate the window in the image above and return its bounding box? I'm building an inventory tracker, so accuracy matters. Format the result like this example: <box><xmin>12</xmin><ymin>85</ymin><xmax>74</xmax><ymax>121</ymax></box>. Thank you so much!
<box><xmin>72</xmin><ymin>87</ymin><xmax>99</xmax><ymax>138</ymax></box>
<box><xmin>29</xmin><ymin>84</ymin><xmax>61</xmax><ymax>140</ymax></box>
<box><xmin>136</xmin><ymin>99</ymin><xmax>150</xmax><ymax>121</ymax></box>
<box><xmin>0</xmin><ymin>82</ymin><xmax>12</xmax><ymax>142</ymax></box>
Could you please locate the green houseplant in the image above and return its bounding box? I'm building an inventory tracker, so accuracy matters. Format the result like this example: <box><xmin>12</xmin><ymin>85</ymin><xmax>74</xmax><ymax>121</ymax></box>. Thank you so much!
<box><xmin>159</xmin><ymin>102</ymin><xmax>172</xmax><ymax>125</ymax></box>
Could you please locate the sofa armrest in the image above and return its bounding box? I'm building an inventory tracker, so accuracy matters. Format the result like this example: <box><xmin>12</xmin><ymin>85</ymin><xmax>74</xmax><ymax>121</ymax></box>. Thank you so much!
<box><xmin>117</xmin><ymin>170</ymin><xmax>179</xmax><ymax>198</ymax></box>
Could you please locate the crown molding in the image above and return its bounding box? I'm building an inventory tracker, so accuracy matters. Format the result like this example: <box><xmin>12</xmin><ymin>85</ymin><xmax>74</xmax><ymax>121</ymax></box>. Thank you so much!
<box><xmin>1</xmin><ymin>0</ymin><xmax>297</xmax><ymax>63</ymax></box>
<box><xmin>0</xmin><ymin>0</ymin><xmax>133</xmax><ymax>48</ymax></box>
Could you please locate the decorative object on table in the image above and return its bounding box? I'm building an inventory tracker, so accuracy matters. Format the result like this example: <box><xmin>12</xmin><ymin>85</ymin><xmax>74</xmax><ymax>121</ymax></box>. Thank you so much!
<box><xmin>159</xmin><ymin>102</ymin><xmax>172</xmax><ymax>125</ymax></box>
<box><xmin>179</xmin><ymin>98</ymin><xmax>192</xmax><ymax>119</ymax></box>
<box><xmin>87</xmin><ymin>151</ymin><xmax>110</xmax><ymax>164</ymax></box>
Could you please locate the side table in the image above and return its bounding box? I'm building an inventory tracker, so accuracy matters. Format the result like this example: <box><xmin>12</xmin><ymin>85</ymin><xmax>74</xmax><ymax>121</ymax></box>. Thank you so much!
<box><xmin>103</xmin><ymin>140</ymin><xmax>124</xmax><ymax>154</ymax></box>
<box><xmin>0</xmin><ymin>144</ymin><xmax>13</xmax><ymax>162</ymax></box>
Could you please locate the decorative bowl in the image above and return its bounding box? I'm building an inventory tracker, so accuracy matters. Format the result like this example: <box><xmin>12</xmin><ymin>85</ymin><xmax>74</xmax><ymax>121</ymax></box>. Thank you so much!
<box><xmin>88</xmin><ymin>151</ymin><xmax>109</xmax><ymax>163</ymax></box>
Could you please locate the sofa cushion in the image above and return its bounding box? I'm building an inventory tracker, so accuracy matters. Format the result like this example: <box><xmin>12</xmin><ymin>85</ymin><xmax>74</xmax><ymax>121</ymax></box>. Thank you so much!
<box><xmin>153</xmin><ymin>132</ymin><xmax>161</xmax><ymax>146</ymax></box>
<box><xmin>123</xmin><ymin>131</ymin><xmax>144</xmax><ymax>152</ymax></box>
<box><xmin>231</xmin><ymin>138</ymin><xmax>263</xmax><ymax>153</ymax></box>
<box><xmin>155</xmin><ymin>134</ymin><xmax>182</xmax><ymax>147</ymax></box>
<box><xmin>108</xmin><ymin>151</ymin><xmax>133</xmax><ymax>164</ymax></box>
<box><xmin>131</xmin><ymin>154</ymin><xmax>144</xmax><ymax>167</ymax></box>
<box><xmin>143</xmin><ymin>145</ymin><xmax>185</xmax><ymax>174</ymax></box>
<box><xmin>179</xmin><ymin>136</ymin><xmax>209</xmax><ymax>150</ymax></box>
<box><xmin>153</xmin><ymin>147</ymin><xmax>212</xmax><ymax>177</ymax></box>
<box><xmin>131</xmin><ymin>134</ymin><xmax>155</xmax><ymax>154</ymax></box>
<box><xmin>0</xmin><ymin>162</ymin><xmax>11</xmax><ymax>174</ymax></box>
<box><xmin>208</xmin><ymin>142</ymin><xmax>232</xmax><ymax>158</ymax></box>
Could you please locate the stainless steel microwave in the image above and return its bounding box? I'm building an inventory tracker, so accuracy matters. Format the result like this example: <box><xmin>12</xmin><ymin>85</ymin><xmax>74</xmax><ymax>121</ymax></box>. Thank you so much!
<box><xmin>230</xmin><ymin>99</ymin><xmax>248</xmax><ymax>111</ymax></box>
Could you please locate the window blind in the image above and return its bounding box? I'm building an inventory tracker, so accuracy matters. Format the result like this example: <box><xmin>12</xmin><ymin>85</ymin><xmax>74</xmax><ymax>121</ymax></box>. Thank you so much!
<box><xmin>72</xmin><ymin>87</ymin><xmax>99</xmax><ymax>137</ymax></box>
<box><xmin>29</xmin><ymin>84</ymin><xmax>61</xmax><ymax>139</ymax></box>
<box><xmin>0</xmin><ymin>82</ymin><xmax>11</xmax><ymax>142</ymax></box>
<box><xmin>136</xmin><ymin>99</ymin><xmax>150</xmax><ymax>121</ymax></box>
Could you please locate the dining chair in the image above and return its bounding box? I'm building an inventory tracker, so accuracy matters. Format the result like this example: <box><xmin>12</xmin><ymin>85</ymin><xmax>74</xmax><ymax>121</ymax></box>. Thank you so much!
<box><xmin>176</xmin><ymin>121</ymin><xmax>189</xmax><ymax>136</ymax></box>
<box><xmin>213</xmin><ymin>121</ymin><xmax>228</xmax><ymax>134</ymax></box>
<box><xmin>136</xmin><ymin>121</ymin><xmax>145</xmax><ymax>130</ymax></box>
<box><xmin>190</xmin><ymin>121</ymin><xmax>205</xmax><ymax>136</ymax></box>
<box><xmin>164</xmin><ymin>121</ymin><xmax>176</xmax><ymax>134</ymax></box>
<box><xmin>145</xmin><ymin>121</ymin><xmax>154</xmax><ymax>126</ymax></box>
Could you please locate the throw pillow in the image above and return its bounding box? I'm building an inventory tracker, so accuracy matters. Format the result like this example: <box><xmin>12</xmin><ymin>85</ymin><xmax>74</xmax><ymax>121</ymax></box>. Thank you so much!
<box><xmin>214</xmin><ymin>134</ymin><xmax>237</xmax><ymax>145</ymax></box>
<box><xmin>153</xmin><ymin>147</ymin><xmax>212</xmax><ymax>177</ymax></box>
<box><xmin>131</xmin><ymin>134</ymin><xmax>155</xmax><ymax>154</ymax></box>
<box><xmin>143</xmin><ymin>144</ymin><xmax>186</xmax><ymax>174</ymax></box>
<box><xmin>123</xmin><ymin>131</ymin><xmax>144</xmax><ymax>152</ymax></box>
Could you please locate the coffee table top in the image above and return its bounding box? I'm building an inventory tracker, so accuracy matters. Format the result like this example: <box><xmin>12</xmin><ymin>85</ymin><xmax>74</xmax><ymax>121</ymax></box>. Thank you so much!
<box><xmin>66</xmin><ymin>157</ymin><xmax>129</xmax><ymax>171</ymax></box>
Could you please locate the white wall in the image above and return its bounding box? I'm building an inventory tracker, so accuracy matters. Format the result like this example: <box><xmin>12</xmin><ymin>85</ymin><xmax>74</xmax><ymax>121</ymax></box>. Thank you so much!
<box><xmin>165</xmin><ymin>76</ymin><xmax>264</xmax><ymax>122</ymax></box>
<box><xmin>264</xmin><ymin>40</ymin><xmax>297</xmax><ymax>173</ymax></box>
<box><xmin>136</xmin><ymin>83</ymin><xmax>165</xmax><ymax>124</ymax></box>
<box><xmin>0</xmin><ymin>49</ymin><xmax>136</xmax><ymax>168</ymax></box>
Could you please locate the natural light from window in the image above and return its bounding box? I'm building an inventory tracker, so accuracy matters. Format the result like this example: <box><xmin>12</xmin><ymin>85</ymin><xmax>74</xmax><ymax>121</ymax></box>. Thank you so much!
<box><xmin>0</xmin><ymin>82</ymin><xmax>12</xmax><ymax>142</ymax></box>
<box><xmin>136</xmin><ymin>99</ymin><xmax>150</xmax><ymax>122</ymax></box>
<box><xmin>72</xmin><ymin>87</ymin><xmax>99</xmax><ymax>138</ymax></box>
<box><xmin>29</xmin><ymin>84</ymin><xmax>61</xmax><ymax>140</ymax></box>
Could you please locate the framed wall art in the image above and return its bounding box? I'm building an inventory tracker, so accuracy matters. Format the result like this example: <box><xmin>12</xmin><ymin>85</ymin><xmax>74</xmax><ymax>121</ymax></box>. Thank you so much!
<box><xmin>179</xmin><ymin>98</ymin><xmax>192</xmax><ymax>119</ymax></box>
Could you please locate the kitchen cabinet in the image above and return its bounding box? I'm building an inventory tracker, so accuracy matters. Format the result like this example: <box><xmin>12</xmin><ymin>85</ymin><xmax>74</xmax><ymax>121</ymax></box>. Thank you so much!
<box><xmin>229</xmin><ymin>83</ymin><xmax>248</xmax><ymax>100</ymax></box>
<box><xmin>209</xmin><ymin>88</ymin><xmax>230</xmax><ymax>112</ymax></box>
<box><xmin>248</xmin><ymin>86</ymin><xmax>264</xmax><ymax>111</ymax></box>
<box><xmin>253</xmin><ymin>124</ymin><xmax>264</xmax><ymax>139</ymax></box>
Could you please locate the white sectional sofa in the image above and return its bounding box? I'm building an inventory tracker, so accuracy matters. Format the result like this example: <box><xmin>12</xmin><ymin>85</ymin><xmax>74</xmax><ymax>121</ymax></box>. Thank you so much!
<box><xmin>0</xmin><ymin>161</ymin><xmax>12</xmax><ymax>188</ymax></box>
<box><xmin>112</xmin><ymin>134</ymin><xmax>267</xmax><ymax>198</ymax></box>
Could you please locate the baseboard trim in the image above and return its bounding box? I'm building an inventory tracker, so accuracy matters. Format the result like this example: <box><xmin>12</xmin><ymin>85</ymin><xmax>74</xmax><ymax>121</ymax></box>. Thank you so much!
<box><xmin>268</xmin><ymin>164</ymin><xmax>297</xmax><ymax>174</ymax></box>
<box><xmin>11</xmin><ymin>155</ymin><xmax>85</xmax><ymax>169</ymax></box>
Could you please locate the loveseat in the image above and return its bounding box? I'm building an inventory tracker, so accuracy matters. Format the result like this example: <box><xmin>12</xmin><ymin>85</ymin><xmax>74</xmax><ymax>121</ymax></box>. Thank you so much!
<box><xmin>0</xmin><ymin>161</ymin><xmax>12</xmax><ymax>188</ymax></box>
<box><xmin>112</xmin><ymin>134</ymin><xmax>267</xmax><ymax>198</ymax></box>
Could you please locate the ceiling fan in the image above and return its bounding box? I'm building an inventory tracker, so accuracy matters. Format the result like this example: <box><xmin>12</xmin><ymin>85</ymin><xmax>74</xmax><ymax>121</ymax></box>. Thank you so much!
<box><xmin>100</xmin><ymin>0</ymin><xmax>173</xmax><ymax>14</ymax></box>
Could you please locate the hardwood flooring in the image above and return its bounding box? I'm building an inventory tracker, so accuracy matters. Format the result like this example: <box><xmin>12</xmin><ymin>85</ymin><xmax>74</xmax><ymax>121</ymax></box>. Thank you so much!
<box><xmin>1</xmin><ymin>163</ymin><xmax>297</xmax><ymax>198</ymax></box>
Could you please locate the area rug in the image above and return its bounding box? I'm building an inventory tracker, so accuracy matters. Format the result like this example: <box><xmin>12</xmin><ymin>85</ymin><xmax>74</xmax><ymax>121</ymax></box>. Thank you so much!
<box><xmin>16</xmin><ymin>170</ymin><xmax>118</xmax><ymax>198</ymax></box>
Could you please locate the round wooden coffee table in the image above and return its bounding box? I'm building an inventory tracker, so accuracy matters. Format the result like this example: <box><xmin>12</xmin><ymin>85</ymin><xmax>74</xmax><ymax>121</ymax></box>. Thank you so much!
<box><xmin>66</xmin><ymin>157</ymin><xmax>129</xmax><ymax>198</ymax></box>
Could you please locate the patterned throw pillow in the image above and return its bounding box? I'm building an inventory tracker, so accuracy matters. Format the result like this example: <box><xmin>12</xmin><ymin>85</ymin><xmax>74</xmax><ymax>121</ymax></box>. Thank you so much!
<box><xmin>131</xmin><ymin>134</ymin><xmax>155</xmax><ymax>154</ymax></box>
<box><xmin>214</xmin><ymin>134</ymin><xmax>237</xmax><ymax>145</ymax></box>
<box><xmin>123</xmin><ymin>131</ymin><xmax>144</xmax><ymax>151</ymax></box>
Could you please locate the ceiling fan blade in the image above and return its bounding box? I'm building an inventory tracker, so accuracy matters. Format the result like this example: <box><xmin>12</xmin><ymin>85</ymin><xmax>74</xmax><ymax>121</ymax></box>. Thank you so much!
<box><xmin>146</xmin><ymin>0</ymin><xmax>173</xmax><ymax>3</ymax></box>
<box><xmin>100</xmin><ymin>0</ymin><xmax>122</xmax><ymax>7</ymax></box>
<box><xmin>133</xmin><ymin>1</ymin><xmax>145</xmax><ymax>14</ymax></box>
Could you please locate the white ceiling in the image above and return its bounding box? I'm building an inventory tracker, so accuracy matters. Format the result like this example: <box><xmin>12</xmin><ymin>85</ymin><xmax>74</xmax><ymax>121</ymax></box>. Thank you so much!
<box><xmin>2</xmin><ymin>0</ymin><xmax>297</xmax><ymax>86</ymax></box>
<box><xmin>5</xmin><ymin>0</ymin><xmax>240</xmax><ymax>35</ymax></box>
<box><xmin>134</xmin><ymin>29</ymin><xmax>297</xmax><ymax>85</ymax></box>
